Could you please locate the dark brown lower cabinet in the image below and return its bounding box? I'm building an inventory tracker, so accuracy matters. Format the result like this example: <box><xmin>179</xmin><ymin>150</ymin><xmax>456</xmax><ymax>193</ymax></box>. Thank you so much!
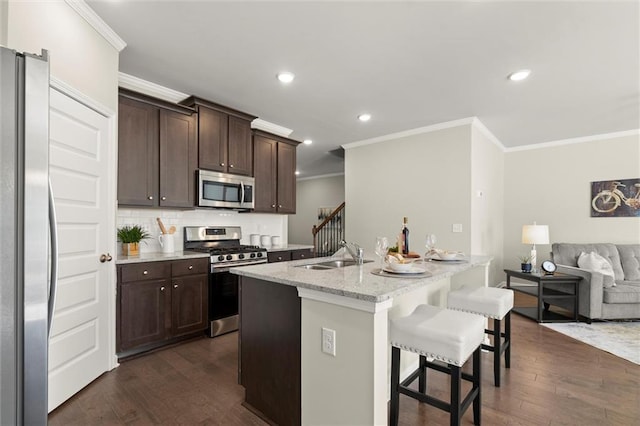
<box><xmin>239</xmin><ymin>276</ymin><xmax>301</xmax><ymax>426</ymax></box>
<box><xmin>267</xmin><ymin>248</ymin><xmax>313</xmax><ymax>263</ymax></box>
<box><xmin>117</xmin><ymin>258</ymin><xmax>208</xmax><ymax>359</ymax></box>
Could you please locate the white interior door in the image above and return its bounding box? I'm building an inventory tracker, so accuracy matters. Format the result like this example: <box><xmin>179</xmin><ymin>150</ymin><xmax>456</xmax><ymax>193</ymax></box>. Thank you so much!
<box><xmin>47</xmin><ymin>87</ymin><xmax>114</xmax><ymax>411</ymax></box>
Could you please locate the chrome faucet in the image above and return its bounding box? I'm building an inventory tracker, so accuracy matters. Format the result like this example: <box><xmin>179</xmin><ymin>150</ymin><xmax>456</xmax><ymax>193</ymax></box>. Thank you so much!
<box><xmin>339</xmin><ymin>240</ymin><xmax>364</xmax><ymax>265</ymax></box>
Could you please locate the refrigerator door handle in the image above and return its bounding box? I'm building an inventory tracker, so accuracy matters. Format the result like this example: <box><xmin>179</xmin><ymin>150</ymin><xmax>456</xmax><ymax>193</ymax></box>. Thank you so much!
<box><xmin>48</xmin><ymin>179</ymin><xmax>58</xmax><ymax>337</ymax></box>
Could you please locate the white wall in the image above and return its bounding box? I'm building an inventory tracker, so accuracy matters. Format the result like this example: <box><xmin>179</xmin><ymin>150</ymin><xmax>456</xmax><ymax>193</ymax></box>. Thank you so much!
<box><xmin>0</xmin><ymin>1</ymin><xmax>7</xmax><ymax>46</ymax></box>
<box><xmin>288</xmin><ymin>174</ymin><xmax>345</xmax><ymax>245</ymax></box>
<box><xmin>503</xmin><ymin>132</ymin><xmax>640</xmax><ymax>270</ymax></box>
<box><xmin>471</xmin><ymin>125</ymin><xmax>505</xmax><ymax>285</ymax></box>
<box><xmin>117</xmin><ymin>208</ymin><xmax>288</xmax><ymax>254</ymax></box>
<box><xmin>6</xmin><ymin>0</ymin><xmax>120</xmax><ymax>111</ymax></box>
<box><xmin>345</xmin><ymin>123</ymin><xmax>472</xmax><ymax>259</ymax></box>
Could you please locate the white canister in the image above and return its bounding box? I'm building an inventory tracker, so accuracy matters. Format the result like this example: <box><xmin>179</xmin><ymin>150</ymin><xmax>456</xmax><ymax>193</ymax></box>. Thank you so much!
<box><xmin>158</xmin><ymin>233</ymin><xmax>175</xmax><ymax>253</ymax></box>
<box><xmin>250</xmin><ymin>234</ymin><xmax>260</xmax><ymax>246</ymax></box>
<box><xmin>271</xmin><ymin>236</ymin><xmax>282</xmax><ymax>247</ymax></box>
<box><xmin>260</xmin><ymin>235</ymin><xmax>271</xmax><ymax>247</ymax></box>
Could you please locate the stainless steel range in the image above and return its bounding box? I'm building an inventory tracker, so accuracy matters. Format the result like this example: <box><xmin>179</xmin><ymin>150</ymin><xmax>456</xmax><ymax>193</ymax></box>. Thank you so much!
<box><xmin>184</xmin><ymin>226</ymin><xmax>267</xmax><ymax>337</ymax></box>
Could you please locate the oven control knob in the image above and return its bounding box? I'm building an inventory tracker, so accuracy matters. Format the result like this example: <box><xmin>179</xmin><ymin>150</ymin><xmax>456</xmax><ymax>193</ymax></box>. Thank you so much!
<box><xmin>250</xmin><ymin>253</ymin><xmax>256</xmax><ymax>258</ymax></box>
<box><xmin>217</xmin><ymin>255</ymin><xmax>225</xmax><ymax>261</ymax></box>
<box><xmin>256</xmin><ymin>252</ymin><xmax>263</xmax><ymax>258</ymax></box>
<box><xmin>226</xmin><ymin>255</ymin><xmax>233</xmax><ymax>261</ymax></box>
<box><xmin>239</xmin><ymin>254</ymin><xmax>245</xmax><ymax>259</ymax></box>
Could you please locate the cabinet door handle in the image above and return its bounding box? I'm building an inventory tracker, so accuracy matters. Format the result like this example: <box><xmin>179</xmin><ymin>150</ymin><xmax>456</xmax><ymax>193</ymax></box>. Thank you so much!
<box><xmin>143</xmin><ymin>270</ymin><xmax>148</xmax><ymax>275</ymax></box>
<box><xmin>161</xmin><ymin>196</ymin><xmax>166</xmax><ymax>201</ymax></box>
<box><xmin>188</xmin><ymin>265</ymin><xmax>193</xmax><ymax>270</ymax></box>
<box><xmin>160</xmin><ymin>286</ymin><xmax>165</xmax><ymax>291</ymax></box>
<box><xmin>278</xmin><ymin>204</ymin><xmax>282</xmax><ymax>208</ymax></box>
<box><xmin>148</xmin><ymin>196</ymin><xmax>153</xmax><ymax>200</ymax></box>
<box><xmin>174</xmin><ymin>284</ymin><xmax>178</xmax><ymax>289</ymax></box>
<box><xmin>300</xmin><ymin>254</ymin><xmax>305</xmax><ymax>258</ymax></box>
<box><xmin>220</xmin><ymin>162</ymin><xmax>225</xmax><ymax>166</ymax></box>
<box><xmin>271</xmin><ymin>204</ymin><xmax>276</xmax><ymax>208</ymax></box>
<box><xmin>229</xmin><ymin>164</ymin><xmax>234</xmax><ymax>168</ymax></box>
<box><xmin>277</xmin><ymin>256</ymin><xmax>283</xmax><ymax>261</ymax></box>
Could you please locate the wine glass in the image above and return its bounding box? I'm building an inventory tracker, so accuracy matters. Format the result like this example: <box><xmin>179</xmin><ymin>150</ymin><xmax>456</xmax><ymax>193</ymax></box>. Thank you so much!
<box><xmin>375</xmin><ymin>236</ymin><xmax>389</xmax><ymax>271</ymax></box>
<box><xmin>425</xmin><ymin>234</ymin><xmax>437</xmax><ymax>258</ymax></box>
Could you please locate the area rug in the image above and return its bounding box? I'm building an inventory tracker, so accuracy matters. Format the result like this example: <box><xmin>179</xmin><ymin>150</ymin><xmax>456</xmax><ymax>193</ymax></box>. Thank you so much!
<box><xmin>542</xmin><ymin>321</ymin><xmax>640</xmax><ymax>365</ymax></box>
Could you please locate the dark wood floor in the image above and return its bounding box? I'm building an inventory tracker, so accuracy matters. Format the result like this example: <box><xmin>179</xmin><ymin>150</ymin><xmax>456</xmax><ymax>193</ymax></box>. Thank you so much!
<box><xmin>49</xmin><ymin>294</ymin><xmax>640</xmax><ymax>425</ymax></box>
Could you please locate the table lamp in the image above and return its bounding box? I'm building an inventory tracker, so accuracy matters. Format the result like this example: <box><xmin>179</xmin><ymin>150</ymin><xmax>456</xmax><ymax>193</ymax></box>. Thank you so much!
<box><xmin>522</xmin><ymin>222</ymin><xmax>549</xmax><ymax>273</ymax></box>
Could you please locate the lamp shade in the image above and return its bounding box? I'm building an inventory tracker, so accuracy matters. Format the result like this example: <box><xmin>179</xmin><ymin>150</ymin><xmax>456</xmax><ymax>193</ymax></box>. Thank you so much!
<box><xmin>522</xmin><ymin>224</ymin><xmax>549</xmax><ymax>245</ymax></box>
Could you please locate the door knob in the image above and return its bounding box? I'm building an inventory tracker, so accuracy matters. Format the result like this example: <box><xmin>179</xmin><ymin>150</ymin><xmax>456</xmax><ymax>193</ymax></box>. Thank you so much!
<box><xmin>99</xmin><ymin>253</ymin><xmax>113</xmax><ymax>263</ymax></box>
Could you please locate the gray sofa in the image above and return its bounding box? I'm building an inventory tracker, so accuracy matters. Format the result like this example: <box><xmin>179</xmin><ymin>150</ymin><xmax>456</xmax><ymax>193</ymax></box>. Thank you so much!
<box><xmin>551</xmin><ymin>243</ymin><xmax>640</xmax><ymax>321</ymax></box>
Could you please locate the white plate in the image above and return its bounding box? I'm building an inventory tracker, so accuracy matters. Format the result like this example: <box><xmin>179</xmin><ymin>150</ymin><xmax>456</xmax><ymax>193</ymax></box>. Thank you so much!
<box><xmin>383</xmin><ymin>266</ymin><xmax>427</xmax><ymax>274</ymax></box>
<box><xmin>430</xmin><ymin>257</ymin><xmax>466</xmax><ymax>262</ymax></box>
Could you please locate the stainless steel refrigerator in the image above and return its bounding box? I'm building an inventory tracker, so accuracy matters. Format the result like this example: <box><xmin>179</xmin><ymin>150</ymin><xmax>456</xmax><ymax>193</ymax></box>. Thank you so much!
<box><xmin>0</xmin><ymin>46</ymin><xmax>58</xmax><ymax>425</ymax></box>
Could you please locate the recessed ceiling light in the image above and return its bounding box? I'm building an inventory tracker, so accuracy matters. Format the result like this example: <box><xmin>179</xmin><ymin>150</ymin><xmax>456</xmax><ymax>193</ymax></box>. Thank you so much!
<box><xmin>508</xmin><ymin>69</ymin><xmax>531</xmax><ymax>81</ymax></box>
<box><xmin>358</xmin><ymin>113</ymin><xmax>371</xmax><ymax>122</ymax></box>
<box><xmin>277</xmin><ymin>72</ymin><xmax>295</xmax><ymax>83</ymax></box>
<box><xmin>295</xmin><ymin>170</ymin><xmax>300</xmax><ymax>175</ymax></box>
<box><xmin>303</xmin><ymin>139</ymin><xmax>313</xmax><ymax>145</ymax></box>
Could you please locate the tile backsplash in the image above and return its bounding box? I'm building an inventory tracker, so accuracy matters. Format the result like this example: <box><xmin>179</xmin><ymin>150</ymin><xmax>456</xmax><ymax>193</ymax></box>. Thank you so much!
<box><xmin>117</xmin><ymin>208</ymin><xmax>288</xmax><ymax>254</ymax></box>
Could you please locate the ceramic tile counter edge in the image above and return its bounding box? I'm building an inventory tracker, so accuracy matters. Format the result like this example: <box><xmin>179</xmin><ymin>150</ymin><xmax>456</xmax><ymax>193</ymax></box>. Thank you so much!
<box><xmin>116</xmin><ymin>251</ymin><xmax>210</xmax><ymax>264</ymax></box>
<box><xmin>231</xmin><ymin>255</ymin><xmax>492</xmax><ymax>303</ymax></box>
<box><xmin>265</xmin><ymin>244</ymin><xmax>314</xmax><ymax>252</ymax></box>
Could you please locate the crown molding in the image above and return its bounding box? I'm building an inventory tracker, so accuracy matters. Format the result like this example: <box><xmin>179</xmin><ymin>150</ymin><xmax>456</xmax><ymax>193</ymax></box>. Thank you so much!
<box><xmin>118</xmin><ymin>72</ymin><xmax>189</xmax><ymax>103</ymax></box>
<box><xmin>65</xmin><ymin>0</ymin><xmax>126</xmax><ymax>52</ymax></box>
<box><xmin>471</xmin><ymin>118</ymin><xmax>506</xmax><ymax>151</ymax></box>
<box><xmin>297</xmin><ymin>172</ymin><xmax>345</xmax><ymax>182</ymax></box>
<box><xmin>251</xmin><ymin>118</ymin><xmax>293</xmax><ymax>137</ymax></box>
<box><xmin>342</xmin><ymin>117</ymin><xmax>476</xmax><ymax>150</ymax></box>
<box><xmin>505</xmin><ymin>129</ymin><xmax>640</xmax><ymax>153</ymax></box>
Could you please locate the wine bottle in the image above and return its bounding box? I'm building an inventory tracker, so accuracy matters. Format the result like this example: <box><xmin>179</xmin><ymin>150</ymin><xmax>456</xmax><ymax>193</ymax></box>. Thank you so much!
<box><xmin>402</xmin><ymin>217</ymin><xmax>409</xmax><ymax>254</ymax></box>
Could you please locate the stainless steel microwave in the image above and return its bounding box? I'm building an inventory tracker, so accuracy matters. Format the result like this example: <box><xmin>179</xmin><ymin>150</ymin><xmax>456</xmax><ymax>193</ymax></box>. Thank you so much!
<box><xmin>197</xmin><ymin>170</ymin><xmax>255</xmax><ymax>210</ymax></box>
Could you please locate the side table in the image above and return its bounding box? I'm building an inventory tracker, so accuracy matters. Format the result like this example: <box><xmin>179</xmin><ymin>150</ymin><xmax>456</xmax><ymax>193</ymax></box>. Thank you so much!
<box><xmin>504</xmin><ymin>269</ymin><xmax>583</xmax><ymax>323</ymax></box>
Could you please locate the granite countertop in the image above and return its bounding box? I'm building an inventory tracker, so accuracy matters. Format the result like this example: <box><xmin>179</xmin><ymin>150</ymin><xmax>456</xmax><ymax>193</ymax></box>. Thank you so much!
<box><xmin>231</xmin><ymin>255</ymin><xmax>492</xmax><ymax>303</ymax></box>
<box><xmin>116</xmin><ymin>250</ymin><xmax>210</xmax><ymax>265</ymax></box>
<box><xmin>266</xmin><ymin>244</ymin><xmax>314</xmax><ymax>253</ymax></box>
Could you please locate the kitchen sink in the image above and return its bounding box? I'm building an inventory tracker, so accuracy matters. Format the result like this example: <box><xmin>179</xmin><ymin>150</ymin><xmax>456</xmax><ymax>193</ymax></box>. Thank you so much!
<box><xmin>295</xmin><ymin>259</ymin><xmax>373</xmax><ymax>270</ymax></box>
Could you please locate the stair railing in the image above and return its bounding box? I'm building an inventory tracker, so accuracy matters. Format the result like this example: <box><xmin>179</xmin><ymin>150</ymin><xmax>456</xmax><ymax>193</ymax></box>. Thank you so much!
<box><xmin>312</xmin><ymin>202</ymin><xmax>345</xmax><ymax>257</ymax></box>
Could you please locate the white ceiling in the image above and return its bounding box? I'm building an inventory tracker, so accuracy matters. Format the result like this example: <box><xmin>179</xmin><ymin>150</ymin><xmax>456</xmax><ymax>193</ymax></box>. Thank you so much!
<box><xmin>87</xmin><ymin>0</ymin><xmax>639</xmax><ymax>178</ymax></box>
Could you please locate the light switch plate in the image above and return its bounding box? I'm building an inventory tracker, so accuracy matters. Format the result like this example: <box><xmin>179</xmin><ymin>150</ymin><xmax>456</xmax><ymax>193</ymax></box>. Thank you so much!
<box><xmin>452</xmin><ymin>224</ymin><xmax>463</xmax><ymax>233</ymax></box>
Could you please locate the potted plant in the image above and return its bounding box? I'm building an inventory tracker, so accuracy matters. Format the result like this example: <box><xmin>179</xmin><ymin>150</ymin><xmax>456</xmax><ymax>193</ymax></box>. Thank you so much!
<box><xmin>117</xmin><ymin>225</ymin><xmax>150</xmax><ymax>256</ymax></box>
<box><xmin>518</xmin><ymin>255</ymin><xmax>532</xmax><ymax>273</ymax></box>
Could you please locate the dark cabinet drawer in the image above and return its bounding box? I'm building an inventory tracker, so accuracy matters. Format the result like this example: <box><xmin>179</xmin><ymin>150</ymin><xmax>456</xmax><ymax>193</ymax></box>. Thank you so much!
<box><xmin>171</xmin><ymin>258</ymin><xmax>209</xmax><ymax>276</ymax></box>
<box><xmin>268</xmin><ymin>251</ymin><xmax>292</xmax><ymax>263</ymax></box>
<box><xmin>291</xmin><ymin>249</ymin><xmax>313</xmax><ymax>260</ymax></box>
<box><xmin>120</xmin><ymin>262</ymin><xmax>170</xmax><ymax>283</ymax></box>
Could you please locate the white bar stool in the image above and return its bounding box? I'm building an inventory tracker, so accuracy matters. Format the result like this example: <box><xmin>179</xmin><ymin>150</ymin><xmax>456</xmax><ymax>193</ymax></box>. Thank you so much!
<box><xmin>389</xmin><ymin>305</ymin><xmax>485</xmax><ymax>426</ymax></box>
<box><xmin>447</xmin><ymin>286</ymin><xmax>514</xmax><ymax>387</ymax></box>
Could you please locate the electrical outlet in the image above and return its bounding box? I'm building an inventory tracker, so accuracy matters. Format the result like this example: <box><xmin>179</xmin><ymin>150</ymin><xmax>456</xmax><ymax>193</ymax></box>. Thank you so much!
<box><xmin>322</xmin><ymin>327</ymin><xmax>336</xmax><ymax>356</ymax></box>
<box><xmin>452</xmin><ymin>224</ymin><xmax>463</xmax><ymax>233</ymax></box>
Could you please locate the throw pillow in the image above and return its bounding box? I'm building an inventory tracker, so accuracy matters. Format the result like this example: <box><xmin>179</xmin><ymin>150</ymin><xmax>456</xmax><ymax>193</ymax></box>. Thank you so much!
<box><xmin>577</xmin><ymin>251</ymin><xmax>616</xmax><ymax>288</ymax></box>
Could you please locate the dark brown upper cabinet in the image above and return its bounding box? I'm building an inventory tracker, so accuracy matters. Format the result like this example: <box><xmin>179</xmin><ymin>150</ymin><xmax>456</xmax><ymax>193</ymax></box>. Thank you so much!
<box><xmin>118</xmin><ymin>89</ymin><xmax>197</xmax><ymax>208</ymax></box>
<box><xmin>252</xmin><ymin>130</ymin><xmax>300</xmax><ymax>214</ymax></box>
<box><xmin>181</xmin><ymin>96</ymin><xmax>256</xmax><ymax>177</ymax></box>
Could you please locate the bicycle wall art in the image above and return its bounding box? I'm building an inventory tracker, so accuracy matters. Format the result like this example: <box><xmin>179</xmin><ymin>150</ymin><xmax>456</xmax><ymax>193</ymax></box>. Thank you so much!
<box><xmin>591</xmin><ymin>178</ymin><xmax>640</xmax><ymax>217</ymax></box>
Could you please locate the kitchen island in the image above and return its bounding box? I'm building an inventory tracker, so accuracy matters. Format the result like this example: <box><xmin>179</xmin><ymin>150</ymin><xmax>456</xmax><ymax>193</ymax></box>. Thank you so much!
<box><xmin>232</xmin><ymin>255</ymin><xmax>492</xmax><ymax>426</ymax></box>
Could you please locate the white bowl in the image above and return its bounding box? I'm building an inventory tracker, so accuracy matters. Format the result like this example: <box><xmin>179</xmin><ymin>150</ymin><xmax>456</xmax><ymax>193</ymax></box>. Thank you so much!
<box><xmin>437</xmin><ymin>251</ymin><xmax>460</xmax><ymax>261</ymax></box>
<box><xmin>387</xmin><ymin>262</ymin><xmax>414</xmax><ymax>272</ymax></box>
